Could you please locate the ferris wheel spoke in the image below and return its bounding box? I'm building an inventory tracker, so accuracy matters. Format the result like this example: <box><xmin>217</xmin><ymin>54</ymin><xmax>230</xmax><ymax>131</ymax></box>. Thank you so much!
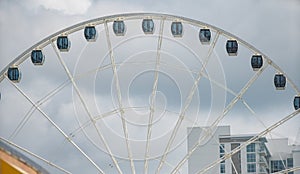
<box><xmin>200</xmin><ymin>71</ymin><xmax>256</xmax><ymax>115</ymax></box>
<box><xmin>196</xmin><ymin>109</ymin><xmax>300</xmax><ymax>174</ymax></box>
<box><xmin>9</xmin><ymin>79</ymin><xmax>70</xmax><ymax>140</ymax></box>
<box><xmin>156</xmin><ymin>158</ymin><xmax>182</xmax><ymax>174</ymax></box>
<box><xmin>158</xmin><ymin>60</ymin><xmax>255</xmax><ymax>116</ymax></box>
<box><xmin>272</xmin><ymin>166</ymin><xmax>300</xmax><ymax>174</ymax></box>
<box><xmin>71</xmin><ymin>108</ymin><xmax>121</xmax><ymax>135</ymax></box>
<box><xmin>170</xmin><ymin>63</ymin><xmax>268</xmax><ymax>173</ymax></box>
<box><xmin>177</xmin><ymin>114</ymin><xmax>240</xmax><ymax>174</ymax></box>
<box><xmin>164</xmin><ymin>110</ymin><xmax>240</xmax><ymax>174</ymax></box>
<box><xmin>4</xmin><ymin>76</ymin><xmax>105</xmax><ymax>174</ymax></box>
<box><xmin>51</xmin><ymin>41</ymin><xmax>122</xmax><ymax>174</ymax></box>
<box><xmin>223</xmin><ymin>144</ymin><xmax>239</xmax><ymax>174</ymax></box>
<box><xmin>0</xmin><ymin>137</ymin><xmax>72</xmax><ymax>174</ymax></box>
<box><xmin>210</xmin><ymin>129</ymin><xmax>240</xmax><ymax>174</ymax></box>
<box><xmin>104</xmin><ymin>21</ymin><xmax>135</xmax><ymax>174</ymax></box>
<box><xmin>205</xmin><ymin>128</ymin><xmax>239</xmax><ymax>174</ymax></box>
<box><xmin>73</xmin><ymin>61</ymin><xmax>158</xmax><ymax>83</ymax></box>
<box><xmin>155</xmin><ymin>31</ymin><xmax>220</xmax><ymax>174</ymax></box>
<box><xmin>75</xmin><ymin>60</ymin><xmax>256</xmax><ymax>118</ymax></box>
<box><xmin>69</xmin><ymin>106</ymin><xmax>148</xmax><ymax>138</ymax></box>
<box><xmin>223</xmin><ymin>63</ymin><xmax>268</xmax><ymax>117</ymax></box>
<box><xmin>9</xmin><ymin>105</ymin><xmax>35</xmax><ymax>139</ymax></box>
<box><xmin>144</xmin><ymin>19</ymin><xmax>165</xmax><ymax>174</ymax></box>
<box><xmin>169</xmin><ymin>116</ymin><xmax>239</xmax><ymax>174</ymax></box>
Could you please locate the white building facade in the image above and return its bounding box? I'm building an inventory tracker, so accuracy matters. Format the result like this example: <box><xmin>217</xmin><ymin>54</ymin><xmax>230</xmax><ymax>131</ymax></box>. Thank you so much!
<box><xmin>187</xmin><ymin>126</ymin><xmax>300</xmax><ymax>174</ymax></box>
<box><xmin>267</xmin><ymin>138</ymin><xmax>300</xmax><ymax>174</ymax></box>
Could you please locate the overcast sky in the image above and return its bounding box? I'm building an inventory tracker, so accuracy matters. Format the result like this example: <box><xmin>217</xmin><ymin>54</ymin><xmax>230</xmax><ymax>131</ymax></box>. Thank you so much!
<box><xmin>0</xmin><ymin>0</ymin><xmax>299</xmax><ymax>174</ymax></box>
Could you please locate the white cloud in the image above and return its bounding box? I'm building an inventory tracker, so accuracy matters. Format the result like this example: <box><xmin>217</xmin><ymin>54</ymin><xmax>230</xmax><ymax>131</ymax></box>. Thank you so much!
<box><xmin>25</xmin><ymin>0</ymin><xmax>92</xmax><ymax>15</ymax></box>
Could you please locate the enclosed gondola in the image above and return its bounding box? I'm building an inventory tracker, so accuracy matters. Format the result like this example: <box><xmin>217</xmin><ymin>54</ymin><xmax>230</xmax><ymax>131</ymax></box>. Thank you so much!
<box><xmin>113</xmin><ymin>21</ymin><xmax>126</xmax><ymax>36</ymax></box>
<box><xmin>251</xmin><ymin>55</ymin><xmax>263</xmax><ymax>71</ymax></box>
<box><xmin>7</xmin><ymin>66</ymin><xmax>21</xmax><ymax>83</ymax></box>
<box><xmin>199</xmin><ymin>29</ymin><xmax>211</xmax><ymax>44</ymax></box>
<box><xmin>294</xmin><ymin>96</ymin><xmax>300</xmax><ymax>110</ymax></box>
<box><xmin>171</xmin><ymin>22</ymin><xmax>183</xmax><ymax>37</ymax></box>
<box><xmin>84</xmin><ymin>26</ymin><xmax>98</xmax><ymax>42</ymax></box>
<box><xmin>274</xmin><ymin>73</ymin><xmax>286</xmax><ymax>90</ymax></box>
<box><xmin>31</xmin><ymin>50</ymin><xmax>45</xmax><ymax>65</ymax></box>
<box><xmin>226</xmin><ymin>40</ymin><xmax>238</xmax><ymax>56</ymax></box>
<box><xmin>142</xmin><ymin>19</ymin><xmax>154</xmax><ymax>34</ymax></box>
<box><xmin>57</xmin><ymin>36</ymin><xmax>71</xmax><ymax>52</ymax></box>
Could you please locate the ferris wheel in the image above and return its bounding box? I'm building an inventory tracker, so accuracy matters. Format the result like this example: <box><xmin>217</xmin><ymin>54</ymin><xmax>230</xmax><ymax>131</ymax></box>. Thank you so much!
<box><xmin>0</xmin><ymin>13</ymin><xmax>299</xmax><ymax>174</ymax></box>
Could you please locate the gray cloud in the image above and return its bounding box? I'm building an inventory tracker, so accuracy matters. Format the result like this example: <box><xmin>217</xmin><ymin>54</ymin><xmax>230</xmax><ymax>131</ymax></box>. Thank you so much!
<box><xmin>0</xmin><ymin>0</ymin><xmax>299</xmax><ymax>173</ymax></box>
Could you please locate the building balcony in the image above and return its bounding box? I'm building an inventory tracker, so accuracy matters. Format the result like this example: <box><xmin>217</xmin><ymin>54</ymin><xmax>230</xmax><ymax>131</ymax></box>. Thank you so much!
<box><xmin>258</xmin><ymin>148</ymin><xmax>267</xmax><ymax>156</ymax></box>
<box><xmin>259</xmin><ymin>165</ymin><xmax>268</xmax><ymax>174</ymax></box>
<box><xmin>259</xmin><ymin>156</ymin><xmax>268</xmax><ymax>167</ymax></box>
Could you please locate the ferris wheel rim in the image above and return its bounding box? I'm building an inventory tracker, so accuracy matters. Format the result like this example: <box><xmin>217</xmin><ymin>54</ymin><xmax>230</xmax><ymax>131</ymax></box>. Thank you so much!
<box><xmin>0</xmin><ymin>12</ymin><xmax>299</xmax><ymax>94</ymax></box>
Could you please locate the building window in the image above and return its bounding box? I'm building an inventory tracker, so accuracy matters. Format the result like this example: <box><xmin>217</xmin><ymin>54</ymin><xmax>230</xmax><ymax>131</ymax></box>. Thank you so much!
<box><xmin>219</xmin><ymin>144</ymin><xmax>225</xmax><ymax>173</ymax></box>
<box><xmin>220</xmin><ymin>144</ymin><xmax>225</xmax><ymax>153</ymax></box>
<box><xmin>246</xmin><ymin>143</ymin><xmax>255</xmax><ymax>152</ymax></box>
<box><xmin>287</xmin><ymin>158</ymin><xmax>293</xmax><ymax>167</ymax></box>
<box><xmin>247</xmin><ymin>153</ymin><xmax>256</xmax><ymax>162</ymax></box>
<box><xmin>271</xmin><ymin>160</ymin><xmax>286</xmax><ymax>173</ymax></box>
<box><xmin>220</xmin><ymin>154</ymin><xmax>225</xmax><ymax>163</ymax></box>
<box><xmin>246</xmin><ymin>143</ymin><xmax>256</xmax><ymax>173</ymax></box>
<box><xmin>247</xmin><ymin>163</ymin><xmax>256</xmax><ymax>173</ymax></box>
<box><xmin>220</xmin><ymin>163</ymin><xmax>225</xmax><ymax>173</ymax></box>
<box><xmin>287</xmin><ymin>158</ymin><xmax>293</xmax><ymax>174</ymax></box>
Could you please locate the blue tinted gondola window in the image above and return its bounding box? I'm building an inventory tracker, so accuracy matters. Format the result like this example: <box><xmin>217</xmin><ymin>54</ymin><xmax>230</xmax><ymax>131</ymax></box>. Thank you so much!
<box><xmin>251</xmin><ymin>55</ymin><xmax>263</xmax><ymax>70</ymax></box>
<box><xmin>142</xmin><ymin>19</ymin><xmax>154</xmax><ymax>34</ymax></box>
<box><xmin>57</xmin><ymin>36</ymin><xmax>70</xmax><ymax>51</ymax></box>
<box><xmin>84</xmin><ymin>26</ymin><xmax>97</xmax><ymax>41</ymax></box>
<box><xmin>113</xmin><ymin>21</ymin><xmax>125</xmax><ymax>36</ymax></box>
<box><xmin>294</xmin><ymin>96</ymin><xmax>300</xmax><ymax>110</ymax></box>
<box><xmin>199</xmin><ymin>29</ymin><xmax>211</xmax><ymax>44</ymax></box>
<box><xmin>226</xmin><ymin>40</ymin><xmax>238</xmax><ymax>55</ymax></box>
<box><xmin>31</xmin><ymin>50</ymin><xmax>45</xmax><ymax>65</ymax></box>
<box><xmin>171</xmin><ymin>22</ymin><xmax>183</xmax><ymax>37</ymax></box>
<box><xmin>274</xmin><ymin>74</ymin><xmax>286</xmax><ymax>89</ymax></box>
<box><xmin>7</xmin><ymin>67</ymin><xmax>21</xmax><ymax>82</ymax></box>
